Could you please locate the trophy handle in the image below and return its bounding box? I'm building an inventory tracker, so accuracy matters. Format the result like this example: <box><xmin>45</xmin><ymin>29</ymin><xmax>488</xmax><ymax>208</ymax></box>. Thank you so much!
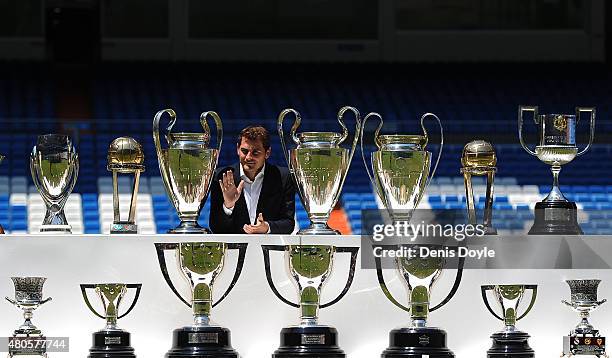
<box><xmin>336</xmin><ymin>106</ymin><xmax>362</xmax><ymax>206</ymax></box>
<box><xmin>40</xmin><ymin>297</ymin><xmax>52</xmax><ymax>305</ymax></box>
<box><xmin>420</xmin><ymin>112</ymin><xmax>443</xmax><ymax>192</ymax></box>
<box><xmin>200</xmin><ymin>111</ymin><xmax>223</xmax><ymax>155</ymax></box>
<box><xmin>277</xmin><ymin>108</ymin><xmax>302</xmax><ymax>171</ymax></box>
<box><xmin>155</xmin><ymin>242</ymin><xmax>191</xmax><ymax>307</ymax></box>
<box><xmin>80</xmin><ymin>284</ymin><xmax>106</xmax><ymax>319</ymax></box>
<box><xmin>211</xmin><ymin>242</ymin><xmax>248</xmax><ymax>308</ymax></box>
<box><xmin>360</xmin><ymin>112</ymin><xmax>384</xmax><ymax>201</ymax></box>
<box><xmin>575</xmin><ymin>107</ymin><xmax>596</xmax><ymax>157</ymax></box>
<box><xmin>517</xmin><ymin>284</ymin><xmax>538</xmax><ymax>321</ymax></box>
<box><xmin>320</xmin><ymin>246</ymin><xmax>359</xmax><ymax>308</ymax></box>
<box><xmin>261</xmin><ymin>244</ymin><xmax>299</xmax><ymax>308</ymax></box>
<box><xmin>153</xmin><ymin>109</ymin><xmax>176</xmax><ymax>190</ymax></box>
<box><xmin>481</xmin><ymin>285</ymin><xmax>505</xmax><ymax>321</ymax></box>
<box><xmin>561</xmin><ymin>299</ymin><xmax>576</xmax><ymax>308</ymax></box>
<box><xmin>429</xmin><ymin>255</ymin><xmax>465</xmax><ymax>312</ymax></box>
<box><xmin>5</xmin><ymin>297</ymin><xmax>17</xmax><ymax>306</ymax></box>
<box><xmin>118</xmin><ymin>284</ymin><xmax>142</xmax><ymax>319</ymax></box>
<box><xmin>518</xmin><ymin>105</ymin><xmax>538</xmax><ymax>156</ymax></box>
<box><xmin>374</xmin><ymin>245</ymin><xmax>410</xmax><ymax>313</ymax></box>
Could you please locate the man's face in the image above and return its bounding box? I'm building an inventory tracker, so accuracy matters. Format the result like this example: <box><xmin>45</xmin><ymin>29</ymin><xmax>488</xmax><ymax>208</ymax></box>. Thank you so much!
<box><xmin>237</xmin><ymin>137</ymin><xmax>270</xmax><ymax>174</ymax></box>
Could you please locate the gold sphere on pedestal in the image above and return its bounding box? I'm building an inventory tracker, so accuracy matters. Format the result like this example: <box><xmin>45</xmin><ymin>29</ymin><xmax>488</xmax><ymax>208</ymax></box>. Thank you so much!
<box><xmin>107</xmin><ymin>137</ymin><xmax>145</xmax><ymax>172</ymax></box>
<box><xmin>461</xmin><ymin>140</ymin><xmax>496</xmax><ymax>169</ymax></box>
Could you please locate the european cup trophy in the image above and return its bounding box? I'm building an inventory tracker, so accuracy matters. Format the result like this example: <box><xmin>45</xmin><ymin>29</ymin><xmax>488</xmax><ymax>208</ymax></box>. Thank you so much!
<box><xmin>461</xmin><ymin>140</ymin><xmax>497</xmax><ymax>235</ymax></box>
<box><xmin>6</xmin><ymin>277</ymin><xmax>52</xmax><ymax>358</ymax></box>
<box><xmin>278</xmin><ymin>106</ymin><xmax>361</xmax><ymax>235</ymax></box>
<box><xmin>80</xmin><ymin>283</ymin><xmax>142</xmax><ymax>358</ymax></box>
<box><xmin>360</xmin><ymin>112</ymin><xmax>442</xmax><ymax>224</ymax></box>
<box><xmin>30</xmin><ymin>134</ymin><xmax>79</xmax><ymax>233</ymax></box>
<box><xmin>518</xmin><ymin>106</ymin><xmax>595</xmax><ymax>235</ymax></box>
<box><xmin>262</xmin><ymin>245</ymin><xmax>359</xmax><ymax>358</ymax></box>
<box><xmin>374</xmin><ymin>244</ymin><xmax>463</xmax><ymax>357</ymax></box>
<box><xmin>155</xmin><ymin>242</ymin><xmax>247</xmax><ymax>358</ymax></box>
<box><xmin>562</xmin><ymin>279</ymin><xmax>608</xmax><ymax>357</ymax></box>
<box><xmin>481</xmin><ymin>284</ymin><xmax>538</xmax><ymax>358</ymax></box>
<box><xmin>107</xmin><ymin>137</ymin><xmax>145</xmax><ymax>234</ymax></box>
<box><xmin>153</xmin><ymin>109</ymin><xmax>222</xmax><ymax>233</ymax></box>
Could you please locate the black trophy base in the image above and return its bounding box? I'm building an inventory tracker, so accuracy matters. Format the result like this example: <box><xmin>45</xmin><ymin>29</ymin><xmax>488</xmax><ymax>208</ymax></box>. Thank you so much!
<box><xmin>166</xmin><ymin>326</ymin><xmax>238</xmax><ymax>358</ymax></box>
<box><xmin>273</xmin><ymin>325</ymin><xmax>345</xmax><ymax>358</ymax></box>
<box><xmin>487</xmin><ymin>331</ymin><xmax>534</xmax><ymax>358</ymax></box>
<box><xmin>381</xmin><ymin>327</ymin><xmax>454</xmax><ymax>358</ymax></box>
<box><xmin>529</xmin><ymin>201</ymin><xmax>583</xmax><ymax>235</ymax></box>
<box><xmin>89</xmin><ymin>330</ymin><xmax>135</xmax><ymax>358</ymax></box>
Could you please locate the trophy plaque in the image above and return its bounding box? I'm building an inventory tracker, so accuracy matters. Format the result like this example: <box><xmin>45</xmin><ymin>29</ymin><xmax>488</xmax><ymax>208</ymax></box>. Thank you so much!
<box><xmin>360</xmin><ymin>111</ymin><xmax>442</xmax><ymax>224</ymax></box>
<box><xmin>6</xmin><ymin>277</ymin><xmax>52</xmax><ymax>358</ymax></box>
<box><xmin>519</xmin><ymin>106</ymin><xmax>595</xmax><ymax>235</ymax></box>
<box><xmin>262</xmin><ymin>245</ymin><xmax>359</xmax><ymax>358</ymax></box>
<box><xmin>278</xmin><ymin>106</ymin><xmax>361</xmax><ymax>235</ymax></box>
<box><xmin>107</xmin><ymin>137</ymin><xmax>145</xmax><ymax>234</ymax></box>
<box><xmin>481</xmin><ymin>284</ymin><xmax>538</xmax><ymax>358</ymax></box>
<box><xmin>562</xmin><ymin>279</ymin><xmax>608</xmax><ymax>357</ymax></box>
<box><xmin>30</xmin><ymin>134</ymin><xmax>79</xmax><ymax>233</ymax></box>
<box><xmin>374</xmin><ymin>244</ymin><xmax>464</xmax><ymax>358</ymax></box>
<box><xmin>153</xmin><ymin>109</ymin><xmax>222</xmax><ymax>233</ymax></box>
<box><xmin>155</xmin><ymin>242</ymin><xmax>247</xmax><ymax>358</ymax></box>
<box><xmin>461</xmin><ymin>140</ymin><xmax>497</xmax><ymax>235</ymax></box>
<box><xmin>80</xmin><ymin>283</ymin><xmax>142</xmax><ymax>358</ymax></box>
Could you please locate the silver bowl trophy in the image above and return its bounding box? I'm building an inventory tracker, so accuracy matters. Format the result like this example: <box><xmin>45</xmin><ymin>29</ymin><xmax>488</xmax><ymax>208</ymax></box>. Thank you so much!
<box><xmin>107</xmin><ymin>137</ymin><xmax>145</xmax><ymax>234</ymax></box>
<box><xmin>518</xmin><ymin>106</ymin><xmax>595</xmax><ymax>235</ymax></box>
<box><xmin>481</xmin><ymin>285</ymin><xmax>538</xmax><ymax>358</ymax></box>
<box><xmin>360</xmin><ymin>112</ymin><xmax>442</xmax><ymax>225</ymax></box>
<box><xmin>262</xmin><ymin>245</ymin><xmax>359</xmax><ymax>358</ymax></box>
<box><xmin>278</xmin><ymin>106</ymin><xmax>361</xmax><ymax>235</ymax></box>
<box><xmin>155</xmin><ymin>242</ymin><xmax>247</xmax><ymax>358</ymax></box>
<box><xmin>6</xmin><ymin>277</ymin><xmax>52</xmax><ymax>358</ymax></box>
<box><xmin>80</xmin><ymin>283</ymin><xmax>142</xmax><ymax>358</ymax></box>
<box><xmin>461</xmin><ymin>140</ymin><xmax>497</xmax><ymax>235</ymax></box>
<box><xmin>562</xmin><ymin>279</ymin><xmax>608</xmax><ymax>357</ymax></box>
<box><xmin>374</xmin><ymin>245</ymin><xmax>463</xmax><ymax>358</ymax></box>
<box><xmin>30</xmin><ymin>134</ymin><xmax>79</xmax><ymax>233</ymax></box>
<box><xmin>153</xmin><ymin>109</ymin><xmax>222</xmax><ymax>234</ymax></box>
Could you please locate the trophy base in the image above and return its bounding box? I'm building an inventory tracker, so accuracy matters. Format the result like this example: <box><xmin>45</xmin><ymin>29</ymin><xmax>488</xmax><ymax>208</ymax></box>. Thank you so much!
<box><xmin>297</xmin><ymin>223</ymin><xmax>340</xmax><ymax>236</ymax></box>
<box><xmin>39</xmin><ymin>224</ymin><xmax>71</xmax><ymax>233</ymax></box>
<box><xmin>110</xmin><ymin>222</ymin><xmax>137</xmax><ymax>234</ymax></box>
<box><xmin>88</xmin><ymin>330</ymin><xmax>135</xmax><ymax>358</ymax></box>
<box><xmin>528</xmin><ymin>201</ymin><xmax>583</xmax><ymax>235</ymax></box>
<box><xmin>563</xmin><ymin>334</ymin><xmax>606</xmax><ymax>357</ymax></box>
<box><xmin>167</xmin><ymin>221</ymin><xmax>211</xmax><ymax>234</ymax></box>
<box><xmin>487</xmin><ymin>331</ymin><xmax>534</xmax><ymax>358</ymax></box>
<box><xmin>9</xmin><ymin>333</ymin><xmax>47</xmax><ymax>357</ymax></box>
<box><xmin>165</xmin><ymin>326</ymin><xmax>238</xmax><ymax>358</ymax></box>
<box><xmin>381</xmin><ymin>327</ymin><xmax>454</xmax><ymax>358</ymax></box>
<box><xmin>272</xmin><ymin>325</ymin><xmax>345</xmax><ymax>358</ymax></box>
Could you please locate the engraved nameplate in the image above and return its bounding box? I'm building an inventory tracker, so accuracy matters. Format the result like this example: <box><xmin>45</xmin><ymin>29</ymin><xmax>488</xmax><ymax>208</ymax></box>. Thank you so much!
<box><xmin>544</xmin><ymin>208</ymin><xmax>570</xmax><ymax>221</ymax></box>
<box><xmin>563</xmin><ymin>335</ymin><xmax>605</xmax><ymax>355</ymax></box>
<box><xmin>105</xmin><ymin>337</ymin><xmax>121</xmax><ymax>345</ymax></box>
<box><xmin>301</xmin><ymin>334</ymin><xmax>325</xmax><ymax>345</ymax></box>
<box><xmin>188</xmin><ymin>333</ymin><xmax>219</xmax><ymax>344</ymax></box>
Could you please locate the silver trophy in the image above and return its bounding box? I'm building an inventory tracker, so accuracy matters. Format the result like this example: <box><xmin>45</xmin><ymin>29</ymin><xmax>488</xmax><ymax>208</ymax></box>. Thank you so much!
<box><xmin>30</xmin><ymin>134</ymin><xmax>79</xmax><ymax>233</ymax></box>
<box><xmin>6</xmin><ymin>277</ymin><xmax>52</xmax><ymax>358</ymax></box>
<box><xmin>519</xmin><ymin>106</ymin><xmax>595</xmax><ymax>235</ymax></box>
<box><xmin>153</xmin><ymin>109</ymin><xmax>222</xmax><ymax>234</ymax></box>
<box><xmin>262</xmin><ymin>245</ymin><xmax>359</xmax><ymax>357</ymax></box>
<box><xmin>562</xmin><ymin>279</ymin><xmax>608</xmax><ymax>357</ymax></box>
<box><xmin>360</xmin><ymin>112</ymin><xmax>442</xmax><ymax>224</ymax></box>
<box><xmin>278</xmin><ymin>106</ymin><xmax>361</xmax><ymax>235</ymax></box>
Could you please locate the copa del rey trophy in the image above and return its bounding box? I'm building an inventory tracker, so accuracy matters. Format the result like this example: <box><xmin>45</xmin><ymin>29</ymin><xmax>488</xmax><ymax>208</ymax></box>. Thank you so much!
<box><xmin>562</xmin><ymin>279</ymin><xmax>608</xmax><ymax>357</ymax></box>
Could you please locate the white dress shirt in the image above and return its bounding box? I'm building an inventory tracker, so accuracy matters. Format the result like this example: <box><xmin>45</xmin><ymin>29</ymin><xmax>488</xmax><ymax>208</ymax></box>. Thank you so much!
<box><xmin>223</xmin><ymin>164</ymin><xmax>266</xmax><ymax>225</ymax></box>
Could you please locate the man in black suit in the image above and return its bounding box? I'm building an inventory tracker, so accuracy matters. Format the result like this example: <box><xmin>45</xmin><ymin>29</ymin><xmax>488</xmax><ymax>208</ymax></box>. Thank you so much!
<box><xmin>209</xmin><ymin>126</ymin><xmax>295</xmax><ymax>234</ymax></box>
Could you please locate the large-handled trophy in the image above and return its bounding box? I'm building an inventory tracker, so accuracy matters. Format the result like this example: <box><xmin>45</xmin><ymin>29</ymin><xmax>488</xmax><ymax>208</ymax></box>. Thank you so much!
<box><xmin>374</xmin><ymin>244</ymin><xmax>464</xmax><ymax>358</ymax></box>
<box><xmin>562</xmin><ymin>279</ymin><xmax>608</xmax><ymax>357</ymax></box>
<box><xmin>518</xmin><ymin>106</ymin><xmax>595</xmax><ymax>235</ymax></box>
<box><xmin>360</xmin><ymin>112</ymin><xmax>442</xmax><ymax>224</ymax></box>
<box><xmin>153</xmin><ymin>109</ymin><xmax>222</xmax><ymax>234</ymax></box>
<box><xmin>155</xmin><ymin>242</ymin><xmax>247</xmax><ymax>358</ymax></box>
<box><xmin>262</xmin><ymin>245</ymin><xmax>359</xmax><ymax>358</ymax></box>
<box><xmin>481</xmin><ymin>284</ymin><xmax>538</xmax><ymax>358</ymax></box>
<box><xmin>6</xmin><ymin>277</ymin><xmax>52</xmax><ymax>358</ymax></box>
<box><xmin>107</xmin><ymin>137</ymin><xmax>145</xmax><ymax>234</ymax></box>
<box><xmin>461</xmin><ymin>140</ymin><xmax>497</xmax><ymax>235</ymax></box>
<box><xmin>278</xmin><ymin>106</ymin><xmax>361</xmax><ymax>235</ymax></box>
<box><xmin>80</xmin><ymin>283</ymin><xmax>142</xmax><ymax>358</ymax></box>
<box><xmin>30</xmin><ymin>134</ymin><xmax>79</xmax><ymax>233</ymax></box>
